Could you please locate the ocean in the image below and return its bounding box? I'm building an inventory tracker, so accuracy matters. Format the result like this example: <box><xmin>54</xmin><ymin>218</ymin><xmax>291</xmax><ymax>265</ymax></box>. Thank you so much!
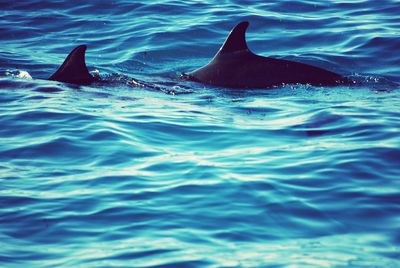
<box><xmin>1</xmin><ymin>1</ymin><xmax>400</xmax><ymax>267</ymax></box>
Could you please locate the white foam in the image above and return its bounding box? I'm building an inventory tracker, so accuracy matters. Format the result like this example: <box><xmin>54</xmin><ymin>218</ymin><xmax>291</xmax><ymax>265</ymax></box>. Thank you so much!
<box><xmin>5</xmin><ymin>70</ymin><xmax>33</xmax><ymax>80</ymax></box>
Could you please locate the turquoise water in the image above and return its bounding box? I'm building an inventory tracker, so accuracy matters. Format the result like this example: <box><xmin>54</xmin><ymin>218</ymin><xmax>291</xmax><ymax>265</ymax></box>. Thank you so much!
<box><xmin>1</xmin><ymin>1</ymin><xmax>400</xmax><ymax>267</ymax></box>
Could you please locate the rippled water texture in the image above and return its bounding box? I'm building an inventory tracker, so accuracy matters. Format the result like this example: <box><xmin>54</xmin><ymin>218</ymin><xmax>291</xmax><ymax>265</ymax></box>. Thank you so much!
<box><xmin>1</xmin><ymin>1</ymin><xmax>400</xmax><ymax>267</ymax></box>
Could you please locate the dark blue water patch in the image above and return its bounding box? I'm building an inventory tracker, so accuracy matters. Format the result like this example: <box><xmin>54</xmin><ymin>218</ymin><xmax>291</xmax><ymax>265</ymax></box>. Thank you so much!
<box><xmin>293</xmin><ymin>110</ymin><xmax>349</xmax><ymax>136</ymax></box>
<box><xmin>1</xmin><ymin>110</ymin><xmax>90</xmax><ymax>123</ymax></box>
<box><xmin>32</xmin><ymin>85</ymin><xmax>64</xmax><ymax>93</ymax></box>
<box><xmin>0</xmin><ymin>209</ymin><xmax>52</xmax><ymax>239</ymax></box>
<box><xmin>84</xmin><ymin>129</ymin><xmax>125</xmax><ymax>142</ymax></box>
<box><xmin>96</xmin><ymin>249</ymin><xmax>176</xmax><ymax>262</ymax></box>
<box><xmin>0</xmin><ymin>195</ymin><xmax>42</xmax><ymax>207</ymax></box>
<box><xmin>1</xmin><ymin>137</ymin><xmax>90</xmax><ymax>161</ymax></box>
<box><xmin>380</xmin><ymin>251</ymin><xmax>400</xmax><ymax>263</ymax></box>
<box><xmin>145</xmin><ymin>260</ymin><xmax>211</xmax><ymax>268</ymax></box>
<box><xmin>0</xmin><ymin>77</ymin><xmax>36</xmax><ymax>91</ymax></box>
<box><xmin>268</xmin><ymin>1</ymin><xmax>331</xmax><ymax>13</ymax></box>
<box><xmin>59</xmin><ymin>197</ymin><xmax>100</xmax><ymax>214</ymax></box>
<box><xmin>0</xmin><ymin>249</ymin><xmax>58</xmax><ymax>263</ymax></box>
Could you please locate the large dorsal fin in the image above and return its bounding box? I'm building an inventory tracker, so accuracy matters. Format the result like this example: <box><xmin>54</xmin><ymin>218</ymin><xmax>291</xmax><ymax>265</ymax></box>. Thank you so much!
<box><xmin>217</xmin><ymin>21</ymin><xmax>250</xmax><ymax>55</ymax></box>
<box><xmin>48</xmin><ymin>45</ymin><xmax>95</xmax><ymax>85</ymax></box>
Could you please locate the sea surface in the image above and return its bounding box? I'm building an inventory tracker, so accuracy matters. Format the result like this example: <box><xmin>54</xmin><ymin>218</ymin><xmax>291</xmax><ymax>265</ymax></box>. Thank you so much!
<box><xmin>1</xmin><ymin>1</ymin><xmax>400</xmax><ymax>267</ymax></box>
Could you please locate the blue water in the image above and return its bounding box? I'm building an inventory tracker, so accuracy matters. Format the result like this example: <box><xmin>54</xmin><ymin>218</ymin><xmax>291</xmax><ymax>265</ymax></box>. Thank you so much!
<box><xmin>1</xmin><ymin>1</ymin><xmax>400</xmax><ymax>267</ymax></box>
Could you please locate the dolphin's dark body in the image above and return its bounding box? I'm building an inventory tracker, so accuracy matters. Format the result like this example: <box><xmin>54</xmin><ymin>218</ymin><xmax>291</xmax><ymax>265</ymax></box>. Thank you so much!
<box><xmin>48</xmin><ymin>45</ymin><xmax>96</xmax><ymax>85</ymax></box>
<box><xmin>48</xmin><ymin>21</ymin><xmax>348</xmax><ymax>88</ymax></box>
<box><xmin>188</xmin><ymin>21</ymin><xmax>348</xmax><ymax>89</ymax></box>
<box><xmin>47</xmin><ymin>45</ymin><xmax>165</xmax><ymax>91</ymax></box>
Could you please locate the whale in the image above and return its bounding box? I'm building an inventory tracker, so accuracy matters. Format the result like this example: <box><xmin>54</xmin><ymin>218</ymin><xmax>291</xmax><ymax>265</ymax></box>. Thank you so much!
<box><xmin>187</xmin><ymin>21</ymin><xmax>349</xmax><ymax>89</ymax></box>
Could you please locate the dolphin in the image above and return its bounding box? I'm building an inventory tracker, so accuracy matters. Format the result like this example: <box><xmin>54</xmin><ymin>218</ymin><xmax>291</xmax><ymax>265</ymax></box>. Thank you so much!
<box><xmin>47</xmin><ymin>45</ymin><xmax>165</xmax><ymax>91</ymax></box>
<box><xmin>48</xmin><ymin>45</ymin><xmax>96</xmax><ymax>85</ymax></box>
<box><xmin>187</xmin><ymin>21</ymin><xmax>349</xmax><ymax>89</ymax></box>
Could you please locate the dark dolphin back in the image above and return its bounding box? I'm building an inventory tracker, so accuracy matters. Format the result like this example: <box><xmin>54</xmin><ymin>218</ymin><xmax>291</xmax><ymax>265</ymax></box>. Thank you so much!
<box><xmin>49</xmin><ymin>45</ymin><xmax>95</xmax><ymax>85</ymax></box>
<box><xmin>217</xmin><ymin>21</ymin><xmax>250</xmax><ymax>55</ymax></box>
<box><xmin>189</xmin><ymin>21</ymin><xmax>349</xmax><ymax>88</ymax></box>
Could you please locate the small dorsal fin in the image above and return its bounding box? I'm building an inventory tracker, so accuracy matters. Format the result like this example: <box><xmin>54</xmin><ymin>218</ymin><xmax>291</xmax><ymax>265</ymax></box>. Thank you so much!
<box><xmin>217</xmin><ymin>21</ymin><xmax>250</xmax><ymax>55</ymax></box>
<box><xmin>48</xmin><ymin>45</ymin><xmax>95</xmax><ymax>85</ymax></box>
